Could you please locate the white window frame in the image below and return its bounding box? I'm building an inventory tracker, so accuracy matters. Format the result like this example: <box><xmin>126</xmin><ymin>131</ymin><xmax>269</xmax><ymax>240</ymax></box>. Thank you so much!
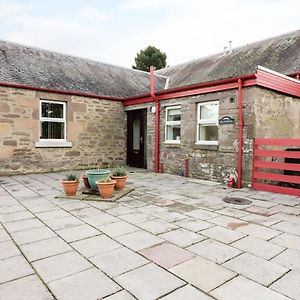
<box><xmin>35</xmin><ymin>99</ymin><xmax>71</xmax><ymax>147</ymax></box>
<box><xmin>165</xmin><ymin>105</ymin><xmax>181</xmax><ymax>144</ymax></box>
<box><xmin>196</xmin><ymin>101</ymin><xmax>219</xmax><ymax>145</ymax></box>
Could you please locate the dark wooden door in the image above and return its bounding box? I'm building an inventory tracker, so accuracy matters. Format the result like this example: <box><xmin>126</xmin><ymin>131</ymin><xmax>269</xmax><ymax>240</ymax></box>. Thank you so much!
<box><xmin>127</xmin><ymin>109</ymin><xmax>146</xmax><ymax>168</ymax></box>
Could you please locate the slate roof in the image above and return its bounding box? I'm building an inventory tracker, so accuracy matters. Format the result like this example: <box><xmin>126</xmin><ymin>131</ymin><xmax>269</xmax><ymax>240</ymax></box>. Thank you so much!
<box><xmin>157</xmin><ymin>30</ymin><xmax>300</xmax><ymax>89</ymax></box>
<box><xmin>0</xmin><ymin>40</ymin><xmax>167</xmax><ymax>98</ymax></box>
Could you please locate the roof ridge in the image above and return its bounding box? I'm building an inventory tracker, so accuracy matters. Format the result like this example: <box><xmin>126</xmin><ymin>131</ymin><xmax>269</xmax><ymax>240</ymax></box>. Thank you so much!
<box><xmin>158</xmin><ymin>28</ymin><xmax>300</xmax><ymax>72</ymax></box>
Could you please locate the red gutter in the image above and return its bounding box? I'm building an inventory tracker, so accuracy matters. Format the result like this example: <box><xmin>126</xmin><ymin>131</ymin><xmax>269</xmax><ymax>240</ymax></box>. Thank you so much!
<box><xmin>237</xmin><ymin>79</ymin><xmax>243</xmax><ymax>189</ymax></box>
<box><xmin>123</xmin><ymin>74</ymin><xmax>257</xmax><ymax>106</ymax></box>
<box><xmin>150</xmin><ymin>66</ymin><xmax>160</xmax><ymax>174</ymax></box>
<box><xmin>0</xmin><ymin>82</ymin><xmax>123</xmax><ymax>101</ymax></box>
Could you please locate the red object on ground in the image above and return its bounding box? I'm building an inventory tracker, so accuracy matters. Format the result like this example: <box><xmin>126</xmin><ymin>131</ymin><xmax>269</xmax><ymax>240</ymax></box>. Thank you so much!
<box><xmin>228</xmin><ymin>177</ymin><xmax>235</xmax><ymax>188</ymax></box>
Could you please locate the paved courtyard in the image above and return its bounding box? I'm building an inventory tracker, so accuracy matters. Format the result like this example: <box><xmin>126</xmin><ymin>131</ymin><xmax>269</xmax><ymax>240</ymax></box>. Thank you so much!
<box><xmin>0</xmin><ymin>170</ymin><xmax>300</xmax><ymax>300</ymax></box>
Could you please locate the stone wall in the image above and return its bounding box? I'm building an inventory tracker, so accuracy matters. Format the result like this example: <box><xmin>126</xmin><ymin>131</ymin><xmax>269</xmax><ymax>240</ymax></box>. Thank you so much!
<box><xmin>254</xmin><ymin>87</ymin><xmax>300</xmax><ymax>139</ymax></box>
<box><xmin>128</xmin><ymin>87</ymin><xmax>256</xmax><ymax>186</ymax></box>
<box><xmin>0</xmin><ymin>86</ymin><xmax>126</xmax><ymax>175</ymax></box>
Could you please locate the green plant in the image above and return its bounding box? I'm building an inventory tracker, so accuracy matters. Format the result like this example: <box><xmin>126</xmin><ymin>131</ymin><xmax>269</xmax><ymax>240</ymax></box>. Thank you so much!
<box><xmin>63</xmin><ymin>172</ymin><xmax>79</xmax><ymax>181</ymax></box>
<box><xmin>100</xmin><ymin>177</ymin><xmax>111</xmax><ymax>183</ymax></box>
<box><xmin>112</xmin><ymin>167</ymin><xmax>127</xmax><ymax>177</ymax></box>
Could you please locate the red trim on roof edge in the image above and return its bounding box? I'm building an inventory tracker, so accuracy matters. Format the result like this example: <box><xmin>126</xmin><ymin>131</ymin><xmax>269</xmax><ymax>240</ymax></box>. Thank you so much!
<box><xmin>0</xmin><ymin>82</ymin><xmax>124</xmax><ymax>101</ymax></box>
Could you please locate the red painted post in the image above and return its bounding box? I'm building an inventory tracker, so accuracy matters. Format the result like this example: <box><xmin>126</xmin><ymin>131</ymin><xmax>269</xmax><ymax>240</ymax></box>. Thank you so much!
<box><xmin>237</xmin><ymin>79</ymin><xmax>243</xmax><ymax>189</ymax></box>
<box><xmin>185</xmin><ymin>159</ymin><xmax>189</xmax><ymax>177</ymax></box>
<box><xmin>150</xmin><ymin>66</ymin><xmax>160</xmax><ymax>174</ymax></box>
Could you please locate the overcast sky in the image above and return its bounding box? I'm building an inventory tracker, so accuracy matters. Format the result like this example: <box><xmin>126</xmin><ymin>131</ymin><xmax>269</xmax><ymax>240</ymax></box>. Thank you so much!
<box><xmin>0</xmin><ymin>0</ymin><xmax>299</xmax><ymax>68</ymax></box>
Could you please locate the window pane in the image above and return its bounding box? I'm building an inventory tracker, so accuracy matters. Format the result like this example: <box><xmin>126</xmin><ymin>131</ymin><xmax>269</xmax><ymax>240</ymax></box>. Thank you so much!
<box><xmin>198</xmin><ymin>125</ymin><xmax>218</xmax><ymax>141</ymax></box>
<box><xmin>200</xmin><ymin>103</ymin><xmax>218</xmax><ymax>120</ymax></box>
<box><xmin>167</xmin><ymin>108</ymin><xmax>181</xmax><ymax>121</ymax></box>
<box><xmin>132</xmin><ymin>119</ymin><xmax>141</xmax><ymax>151</ymax></box>
<box><xmin>41</xmin><ymin>122</ymin><xmax>64</xmax><ymax>139</ymax></box>
<box><xmin>42</xmin><ymin>102</ymin><xmax>64</xmax><ymax>118</ymax></box>
<box><xmin>167</xmin><ymin>125</ymin><xmax>181</xmax><ymax>141</ymax></box>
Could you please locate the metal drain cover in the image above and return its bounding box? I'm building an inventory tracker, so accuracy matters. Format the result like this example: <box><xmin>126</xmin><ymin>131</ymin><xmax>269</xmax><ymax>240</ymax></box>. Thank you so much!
<box><xmin>223</xmin><ymin>197</ymin><xmax>252</xmax><ymax>205</ymax></box>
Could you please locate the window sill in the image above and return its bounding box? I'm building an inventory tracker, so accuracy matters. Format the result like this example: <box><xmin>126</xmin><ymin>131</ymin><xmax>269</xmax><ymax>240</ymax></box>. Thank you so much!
<box><xmin>35</xmin><ymin>141</ymin><xmax>72</xmax><ymax>148</ymax></box>
<box><xmin>164</xmin><ymin>142</ymin><xmax>181</xmax><ymax>148</ymax></box>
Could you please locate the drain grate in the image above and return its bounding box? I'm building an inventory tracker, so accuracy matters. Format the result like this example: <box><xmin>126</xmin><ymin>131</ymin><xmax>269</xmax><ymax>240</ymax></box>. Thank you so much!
<box><xmin>223</xmin><ymin>197</ymin><xmax>252</xmax><ymax>205</ymax></box>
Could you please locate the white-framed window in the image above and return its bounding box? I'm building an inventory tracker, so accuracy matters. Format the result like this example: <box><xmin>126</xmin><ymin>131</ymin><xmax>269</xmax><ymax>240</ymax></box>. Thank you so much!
<box><xmin>196</xmin><ymin>101</ymin><xmax>219</xmax><ymax>145</ymax></box>
<box><xmin>165</xmin><ymin>105</ymin><xmax>181</xmax><ymax>143</ymax></box>
<box><xmin>35</xmin><ymin>100</ymin><xmax>71</xmax><ymax>147</ymax></box>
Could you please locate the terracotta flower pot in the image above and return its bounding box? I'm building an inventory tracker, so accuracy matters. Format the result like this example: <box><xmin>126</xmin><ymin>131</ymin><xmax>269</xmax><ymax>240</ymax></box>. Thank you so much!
<box><xmin>82</xmin><ymin>175</ymin><xmax>91</xmax><ymax>189</ymax></box>
<box><xmin>110</xmin><ymin>175</ymin><xmax>127</xmax><ymax>191</ymax></box>
<box><xmin>61</xmin><ymin>180</ymin><xmax>79</xmax><ymax>196</ymax></box>
<box><xmin>96</xmin><ymin>180</ymin><xmax>116</xmax><ymax>199</ymax></box>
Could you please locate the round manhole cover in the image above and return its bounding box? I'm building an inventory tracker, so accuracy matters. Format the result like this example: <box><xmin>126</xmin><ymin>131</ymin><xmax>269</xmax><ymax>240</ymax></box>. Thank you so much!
<box><xmin>223</xmin><ymin>197</ymin><xmax>252</xmax><ymax>205</ymax></box>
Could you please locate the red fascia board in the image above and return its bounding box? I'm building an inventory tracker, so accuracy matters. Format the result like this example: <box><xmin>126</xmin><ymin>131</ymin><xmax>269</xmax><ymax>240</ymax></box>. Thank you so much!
<box><xmin>0</xmin><ymin>82</ymin><xmax>123</xmax><ymax>101</ymax></box>
<box><xmin>256</xmin><ymin>69</ymin><xmax>300</xmax><ymax>98</ymax></box>
<box><xmin>123</xmin><ymin>75</ymin><xmax>257</xmax><ymax>106</ymax></box>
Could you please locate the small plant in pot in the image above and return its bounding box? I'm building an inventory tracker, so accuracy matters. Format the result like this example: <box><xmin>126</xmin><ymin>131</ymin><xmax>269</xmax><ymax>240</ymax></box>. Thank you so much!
<box><xmin>61</xmin><ymin>172</ymin><xmax>79</xmax><ymax>196</ymax></box>
<box><xmin>96</xmin><ymin>178</ymin><xmax>116</xmax><ymax>199</ymax></box>
<box><xmin>111</xmin><ymin>167</ymin><xmax>127</xmax><ymax>191</ymax></box>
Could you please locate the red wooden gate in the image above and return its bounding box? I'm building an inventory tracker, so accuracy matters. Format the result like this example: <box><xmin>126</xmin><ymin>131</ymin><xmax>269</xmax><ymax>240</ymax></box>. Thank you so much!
<box><xmin>253</xmin><ymin>139</ymin><xmax>300</xmax><ymax>196</ymax></box>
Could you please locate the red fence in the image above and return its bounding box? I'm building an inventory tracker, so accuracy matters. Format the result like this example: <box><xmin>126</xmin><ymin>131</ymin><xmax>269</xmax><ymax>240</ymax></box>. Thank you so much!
<box><xmin>253</xmin><ymin>139</ymin><xmax>300</xmax><ymax>196</ymax></box>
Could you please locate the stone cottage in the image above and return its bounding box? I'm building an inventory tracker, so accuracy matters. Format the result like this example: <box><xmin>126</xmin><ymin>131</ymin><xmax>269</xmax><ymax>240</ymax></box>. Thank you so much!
<box><xmin>0</xmin><ymin>29</ymin><xmax>299</xmax><ymax>191</ymax></box>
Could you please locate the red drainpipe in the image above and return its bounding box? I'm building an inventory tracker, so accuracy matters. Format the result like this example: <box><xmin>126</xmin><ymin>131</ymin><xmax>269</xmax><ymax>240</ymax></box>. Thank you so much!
<box><xmin>185</xmin><ymin>159</ymin><xmax>189</xmax><ymax>177</ymax></box>
<box><xmin>150</xmin><ymin>66</ymin><xmax>160</xmax><ymax>174</ymax></box>
<box><xmin>237</xmin><ymin>79</ymin><xmax>243</xmax><ymax>189</ymax></box>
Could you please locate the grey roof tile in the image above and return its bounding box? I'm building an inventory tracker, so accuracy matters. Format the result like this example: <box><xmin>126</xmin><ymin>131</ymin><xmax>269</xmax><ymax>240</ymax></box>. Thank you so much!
<box><xmin>0</xmin><ymin>41</ymin><xmax>167</xmax><ymax>98</ymax></box>
<box><xmin>157</xmin><ymin>30</ymin><xmax>300</xmax><ymax>88</ymax></box>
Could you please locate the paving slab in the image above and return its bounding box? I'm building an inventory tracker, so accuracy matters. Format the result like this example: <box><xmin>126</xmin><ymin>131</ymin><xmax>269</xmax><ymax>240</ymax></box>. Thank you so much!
<box><xmin>71</xmin><ymin>235</ymin><xmax>121</xmax><ymax>257</ymax></box>
<box><xmin>211</xmin><ymin>275</ymin><xmax>290</xmax><ymax>300</ymax></box>
<box><xmin>35</xmin><ymin>209</ymin><xmax>70</xmax><ymax>221</ymax></box>
<box><xmin>201</xmin><ymin>225</ymin><xmax>246</xmax><ymax>244</ymax></box>
<box><xmin>270</xmin><ymin>270</ymin><xmax>300</xmax><ymax>300</ymax></box>
<box><xmin>174</xmin><ymin>218</ymin><xmax>213</xmax><ymax>232</ymax></box>
<box><xmin>43</xmin><ymin>215</ymin><xmax>83</xmax><ymax>230</ymax></box>
<box><xmin>104</xmin><ymin>290</ymin><xmax>136</xmax><ymax>300</ymax></box>
<box><xmin>137</xmin><ymin>219</ymin><xmax>178</xmax><ymax>235</ymax></box>
<box><xmin>10</xmin><ymin>226</ymin><xmax>57</xmax><ymax>245</ymax></box>
<box><xmin>236</xmin><ymin>223</ymin><xmax>281</xmax><ymax>240</ymax></box>
<box><xmin>159</xmin><ymin>228</ymin><xmax>205</xmax><ymax>247</ymax></box>
<box><xmin>271</xmin><ymin>249</ymin><xmax>300</xmax><ymax>271</ymax></box>
<box><xmin>20</xmin><ymin>236</ymin><xmax>72</xmax><ymax>262</ymax></box>
<box><xmin>209</xmin><ymin>215</ymin><xmax>248</xmax><ymax>229</ymax></box>
<box><xmin>97</xmin><ymin>220</ymin><xmax>139</xmax><ymax>237</ymax></box>
<box><xmin>0</xmin><ymin>211</ymin><xmax>34</xmax><ymax>223</ymax></box>
<box><xmin>90</xmin><ymin>247</ymin><xmax>148</xmax><ymax>277</ymax></box>
<box><xmin>160</xmin><ymin>284</ymin><xmax>213</xmax><ymax>299</ymax></box>
<box><xmin>119</xmin><ymin>212</ymin><xmax>156</xmax><ymax>224</ymax></box>
<box><xmin>170</xmin><ymin>256</ymin><xmax>236</xmax><ymax>292</ymax></box>
<box><xmin>0</xmin><ymin>275</ymin><xmax>54</xmax><ymax>300</ymax></box>
<box><xmin>272</xmin><ymin>221</ymin><xmax>300</xmax><ymax>236</ymax></box>
<box><xmin>216</xmin><ymin>207</ymin><xmax>250</xmax><ymax>218</ymax></box>
<box><xmin>270</xmin><ymin>232</ymin><xmax>300</xmax><ymax>251</ymax></box>
<box><xmin>231</xmin><ymin>236</ymin><xmax>285</xmax><ymax>260</ymax></box>
<box><xmin>56</xmin><ymin>223</ymin><xmax>100</xmax><ymax>242</ymax></box>
<box><xmin>0</xmin><ymin>240</ymin><xmax>21</xmax><ymax>259</ymax></box>
<box><xmin>81</xmin><ymin>213</ymin><xmax>120</xmax><ymax>227</ymax></box>
<box><xmin>48</xmin><ymin>268</ymin><xmax>121</xmax><ymax>300</ymax></box>
<box><xmin>0</xmin><ymin>255</ymin><xmax>34</xmax><ymax>284</ymax></box>
<box><xmin>0</xmin><ymin>229</ymin><xmax>10</xmax><ymax>242</ymax></box>
<box><xmin>32</xmin><ymin>251</ymin><xmax>92</xmax><ymax>283</ymax></box>
<box><xmin>3</xmin><ymin>218</ymin><xmax>45</xmax><ymax>233</ymax></box>
<box><xmin>187</xmin><ymin>239</ymin><xmax>242</xmax><ymax>264</ymax></box>
<box><xmin>223</xmin><ymin>253</ymin><xmax>289</xmax><ymax>286</ymax></box>
<box><xmin>185</xmin><ymin>209</ymin><xmax>218</xmax><ymax>220</ymax></box>
<box><xmin>116</xmin><ymin>263</ymin><xmax>185</xmax><ymax>300</ymax></box>
<box><xmin>139</xmin><ymin>242</ymin><xmax>195</xmax><ymax>269</ymax></box>
<box><xmin>115</xmin><ymin>230</ymin><xmax>164</xmax><ymax>251</ymax></box>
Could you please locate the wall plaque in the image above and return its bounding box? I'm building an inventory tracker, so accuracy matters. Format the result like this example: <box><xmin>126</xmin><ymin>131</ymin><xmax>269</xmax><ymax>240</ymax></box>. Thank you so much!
<box><xmin>219</xmin><ymin>116</ymin><xmax>235</xmax><ymax>125</ymax></box>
